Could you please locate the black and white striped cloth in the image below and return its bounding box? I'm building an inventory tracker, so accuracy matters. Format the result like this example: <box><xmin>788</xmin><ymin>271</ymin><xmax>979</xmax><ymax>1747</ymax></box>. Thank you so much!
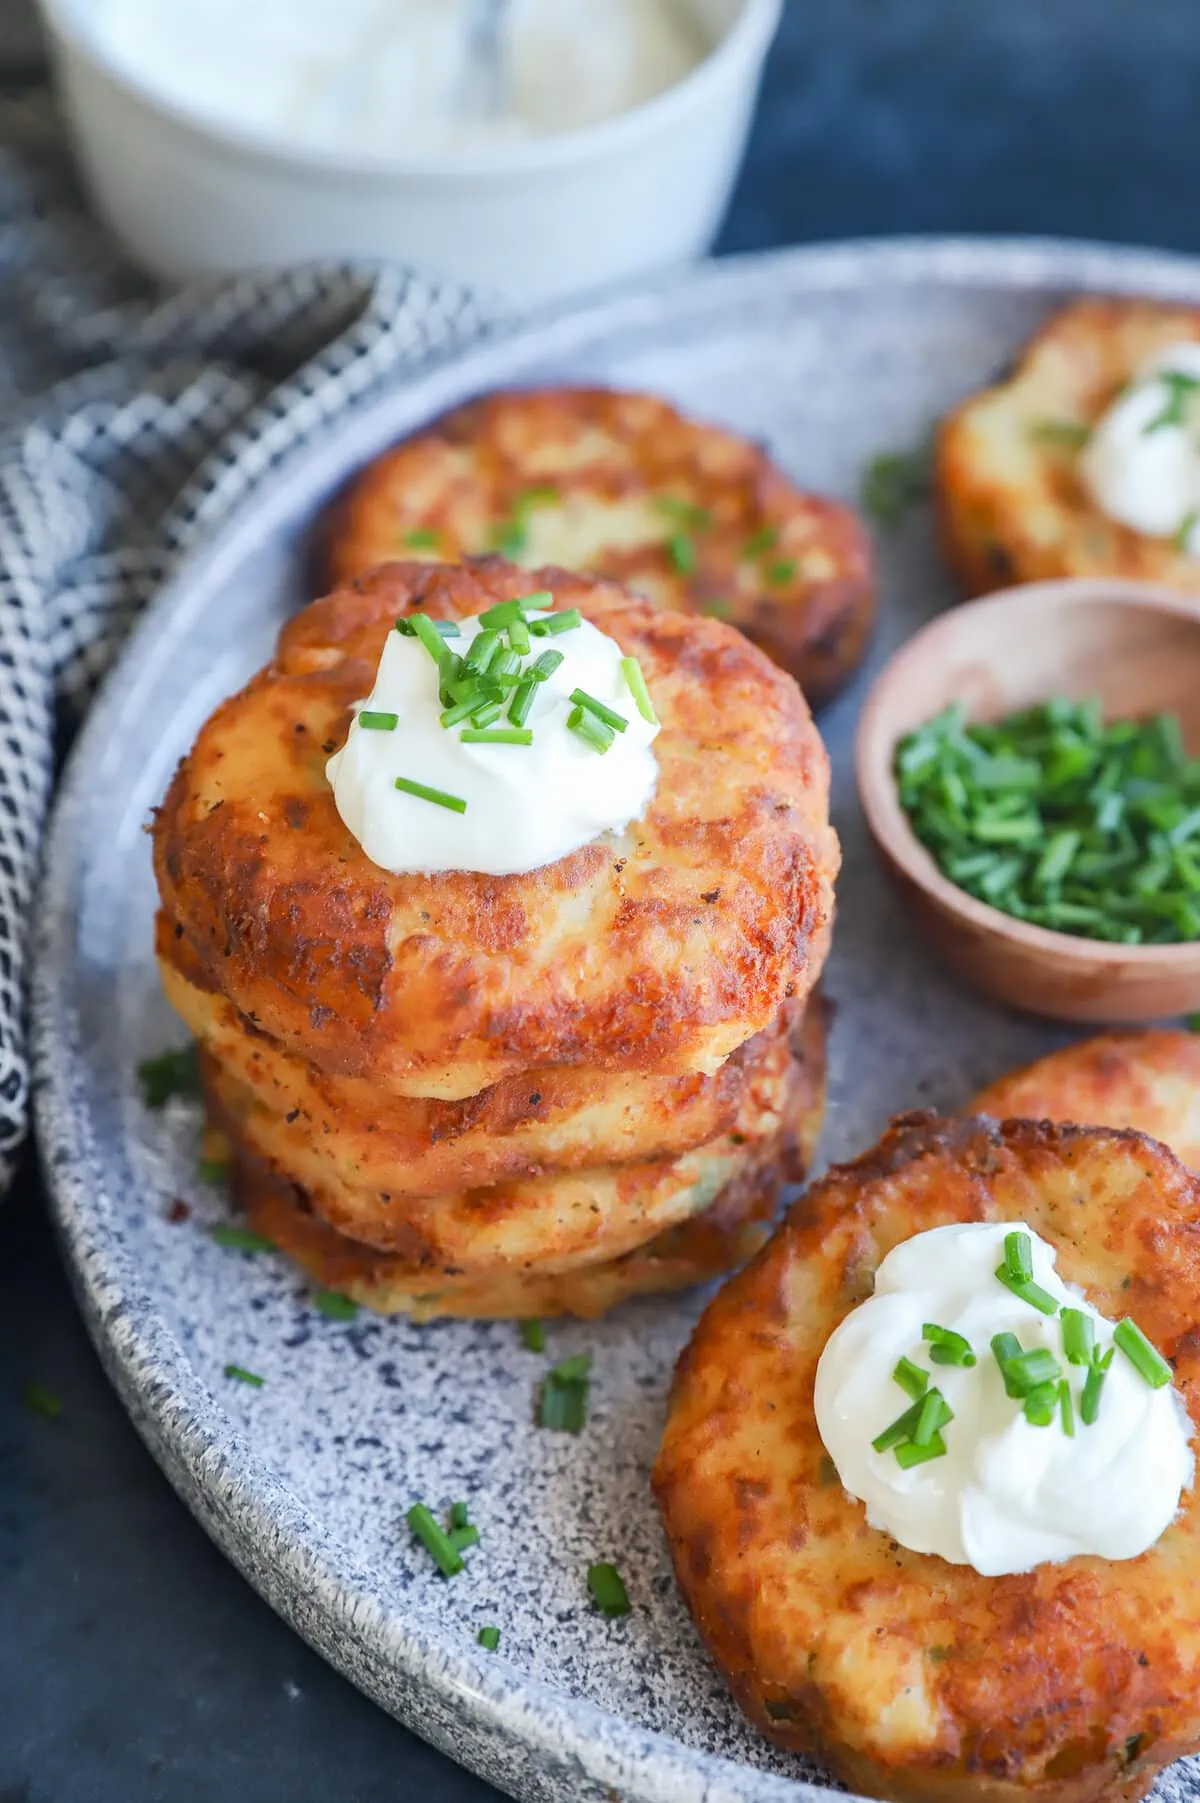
<box><xmin>0</xmin><ymin>93</ymin><xmax>493</xmax><ymax>1195</ymax></box>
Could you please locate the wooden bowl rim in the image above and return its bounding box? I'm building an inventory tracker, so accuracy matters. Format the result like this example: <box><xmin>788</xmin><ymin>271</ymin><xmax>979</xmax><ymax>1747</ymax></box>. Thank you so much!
<box><xmin>855</xmin><ymin>578</ymin><xmax>1200</xmax><ymax>971</ymax></box>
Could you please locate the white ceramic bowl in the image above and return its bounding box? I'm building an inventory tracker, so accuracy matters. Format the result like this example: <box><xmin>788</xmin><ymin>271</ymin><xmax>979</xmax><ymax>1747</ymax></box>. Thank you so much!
<box><xmin>37</xmin><ymin>0</ymin><xmax>782</xmax><ymax>308</ymax></box>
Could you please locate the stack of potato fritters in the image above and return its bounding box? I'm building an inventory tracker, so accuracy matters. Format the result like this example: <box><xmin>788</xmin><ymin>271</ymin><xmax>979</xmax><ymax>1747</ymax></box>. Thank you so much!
<box><xmin>152</xmin><ymin>559</ymin><xmax>839</xmax><ymax>1319</ymax></box>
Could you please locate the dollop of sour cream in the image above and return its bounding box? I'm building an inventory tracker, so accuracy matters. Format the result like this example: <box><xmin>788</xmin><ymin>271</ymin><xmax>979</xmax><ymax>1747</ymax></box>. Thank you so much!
<box><xmin>1081</xmin><ymin>340</ymin><xmax>1200</xmax><ymax>552</ymax></box>
<box><xmin>326</xmin><ymin>609</ymin><xmax>660</xmax><ymax>877</ymax></box>
<box><xmin>814</xmin><ymin>1222</ymin><xmax>1193</xmax><ymax>1576</ymax></box>
<box><xmin>98</xmin><ymin>0</ymin><xmax>706</xmax><ymax>159</ymax></box>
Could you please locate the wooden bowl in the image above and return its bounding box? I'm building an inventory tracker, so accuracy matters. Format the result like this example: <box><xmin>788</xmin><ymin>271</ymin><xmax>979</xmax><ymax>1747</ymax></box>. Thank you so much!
<box><xmin>856</xmin><ymin>580</ymin><xmax>1200</xmax><ymax>1022</ymax></box>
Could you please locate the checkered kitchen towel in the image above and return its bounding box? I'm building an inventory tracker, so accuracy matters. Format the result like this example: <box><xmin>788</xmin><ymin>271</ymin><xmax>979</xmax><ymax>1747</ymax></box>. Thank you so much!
<box><xmin>0</xmin><ymin>92</ymin><xmax>494</xmax><ymax>1196</ymax></box>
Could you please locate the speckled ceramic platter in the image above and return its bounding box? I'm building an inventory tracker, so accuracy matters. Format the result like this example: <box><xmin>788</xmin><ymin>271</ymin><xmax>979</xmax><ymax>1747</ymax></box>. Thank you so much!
<box><xmin>33</xmin><ymin>241</ymin><xmax>1200</xmax><ymax>1803</ymax></box>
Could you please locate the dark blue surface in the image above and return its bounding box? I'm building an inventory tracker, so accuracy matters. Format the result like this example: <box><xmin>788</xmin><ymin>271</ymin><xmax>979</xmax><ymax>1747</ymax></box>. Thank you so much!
<box><xmin>6</xmin><ymin>3</ymin><xmax>1200</xmax><ymax>1799</ymax></box>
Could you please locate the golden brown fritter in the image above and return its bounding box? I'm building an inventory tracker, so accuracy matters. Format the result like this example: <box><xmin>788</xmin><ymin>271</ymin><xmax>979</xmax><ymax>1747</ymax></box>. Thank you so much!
<box><xmin>938</xmin><ymin>298</ymin><xmax>1200</xmax><ymax>594</ymax></box>
<box><xmin>324</xmin><ymin>387</ymin><xmax>876</xmax><ymax>706</ymax></box>
<box><xmin>198</xmin><ymin>1004</ymin><xmax>818</xmax><ymax>1270</ymax></box>
<box><xmin>153</xmin><ymin>560</ymin><xmax>838</xmax><ymax>1099</ymax></box>
<box><xmin>162</xmin><ymin>916</ymin><xmax>819</xmax><ymax>1199</ymax></box>
<box><xmin>654</xmin><ymin>1112</ymin><xmax>1200</xmax><ymax>1803</ymax></box>
<box><xmin>972</xmin><ymin>1031</ymin><xmax>1200</xmax><ymax>1170</ymax></box>
<box><xmin>221</xmin><ymin>1032</ymin><xmax>828</xmax><ymax>1320</ymax></box>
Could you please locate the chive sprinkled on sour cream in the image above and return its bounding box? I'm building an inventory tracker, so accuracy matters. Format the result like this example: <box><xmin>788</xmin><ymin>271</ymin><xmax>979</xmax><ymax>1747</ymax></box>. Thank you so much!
<box><xmin>814</xmin><ymin>1221</ymin><xmax>1193</xmax><ymax>1575</ymax></box>
<box><xmin>327</xmin><ymin>600</ymin><xmax>661</xmax><ymax>875</ymax></box>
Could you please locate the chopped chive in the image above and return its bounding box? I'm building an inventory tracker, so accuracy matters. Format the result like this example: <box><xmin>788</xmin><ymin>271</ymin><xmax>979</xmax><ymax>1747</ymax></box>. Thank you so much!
<box><xmin>742</xmin><ymin>525</ymin><xmax>779</xmax><ymax>559</ymax></box>
<box><xmin>407</xmin><ymin>1502</ymin><xmax>465</xmax><ymax>1577</ymax></box>
<box><xmin>1080</xmin><ymin>1347</ymin><xmax>1115</xmax><ymax>1425</ymax></box>
<box><xmin>568</xmin><ymin>706</ymin><xmax>615</xmax><ymax>754</ymax></box>
<box><xmin>569</xmin><ymin>689</ymin><xmax>628</xmax><ymax>734</ymax></box>
<box><xmin>197</xmin><ymin>1157</ymin><xmax>229</xmax><ymax>1186</ymax></box>
<box><xmin>313</xmin><ymin>1288</ymin><xmax>359</xmax><ymax>1321</ymax></box>
<box><xmin>699</xmin><ymin>596</ymin><xmax>733</xmax><ymax>618</ymax></box>
<box><xmin>508</xmin><ymin>679</ymin><xmax>538</xmax><ymax>727</ymax></box>
<box><xmin>210</xmin><ymin>1225</ymin><xmax>275</xmax><ymax>1253</ymax></box>
<box><xmin>507</xmin><ymin>615</ymin><xmax>531</xmax><ymax>655</ymax></box>
<box><xmin>224</xmin><ymin>1364</ymin><xmax>264</xmax><ymax>1388</ymax></box>
<box><xmin>1059</xmin><ymin>1378</ymin><xmax>1075</xmax><ymax>1437</ymax></box>
<box><xmin>862</xmin><ymin>446</ymin><xmax>931</xmax><ymax>527</ymax></box>
<box><xmin>995</xmin><ymin>1266</ymin><xmax>1059</xmax><ymax>1315</ymax></box>
<box><xmin>1030</xmin><ymin>419</ymin><xmax>1091</xmax><ymax>449</ymax></box>
<box><xmin>460</xmin><ymin>728</ymin><xmax>534</xmax><ymax>745</ymax></box>
<box><xmin>402</xmin><ymin>527</ymin><xmax>441</xmax><ymax>549</ymax></box>
<box><xmin>358</xmin><ymin>710</ymin><xmax>398</xmax><ymax>731</ymax></box>
<box><xmin>441</xmin><ymin>693</ymin><xmax>485</xmax><ymax>729</ymax></box>
<box><xmin>1023</xmin><ymin>1381</ymin><xmax>1059</xmax><ymax>1427</ymax></box>
<box><xmin>1175</xmin><ymin>508</ymin><xmax>1200</xmax><ymax>552</ymax></box>
<box><xmin>655</xmin><ymin>495</ymin><xmax>710</xmax><ymax>531</ymax></box>
<box><xmin>529</xmin><ymin>649</ymin><xmax>565</xmax><ymax>681</ymax></box>
<box><xmin>923</xmin><ymin>1323</ymin><xmax>977</xmax><ymax>1367</ymax></box>
<box><xmin>539</xmin><ymin>1351</ymin><xmax>592</xmax><ymax>1433</ymax></box>
<box><xmin>872</xmin><ymin>1396</ymin><xmax>925</xmax><ymax>1454</ymax></box>
<box><xmin>516</xmin><ymin>488</ymin><xmax>559</xmax><ymax>514</ymax></box>
<box><xmin>991</xmin><ymin>1331</ymin><xmax>1022</xmax><ymax>1367</ymax></box>
<box><xmin>1004</xmin><ymin>1231</ymin><xmax>1034</xmax><ymax>1284</ymax></box>
<box><xmin>893</xmin><ymin>1356</ymin><xmax>929</xmax><ymax>1399</ymax></box>
<box><xmin>894</xmin><ymin>1432</ymin><xmax>947</xmax><ymax>1468</ymax></box>
<box><xmin>995</xmin><ymin>1347</ymin><xmax>1061</xmax><ymax>1396</ymax></box>
<box><xmin>1061</xmin><ymin>1307</ymin><xmax>1095</xmax><ymax>1367</ymax></box>
<box><xmin>394</xmin><ymin>776</ymin><xmax>467</xmax><ymax>813</ymax></box>
<box><xmin>1186</xmin><ymin>1012</ymin><xmax>1200</xmax><ymax>1031</ymax></box>
<box><xmin>22</xmin><ymin>1381</ymin><xmax>62</xmax><ymax>1419</ymax></box>
<box><xmin>514</xmin><ymin>590</ymin><xmax>553</xmax><ymax>612</ymax></box>
<box><xmin>478</xmin><ymin>1626</ymin><xmax>501</xmax><ymax>1651</ymax></box>
<box><xmin>450</xmin><ymin>1501</ymin><xmax>471</xmax><ymax>1530</ymax></box>
<box><xmin>668</xmin><ymin>531</ymin><xmax>696</xmax><ymax>574</ymax></box>
<box><xmin>767</xmin><ymin>558</ymin><xmax>797</xmax><ymax>585</ymax></box>
<box><xmin>912</xmin><ymin>1387</ymin><xmax>950</xmax><ymax>1447</ymax></box>
<box><xmin>449</xmin><ymin>1524</ymin><xmax>480</xmax><ymax>1552</ymax></box>
<box><xmin>531</xmin><ymin>608</ymin><xmax>582</xmax><ymax>637</ymax></box>
<box><xmin>394</xmin><ymin>615</ymin><xmax>459</xmax><ymax>638</ymax></box>
<box><xmin>620</xmin><ymin>656</ymin><xmax>658</xmax><ymax>725</ymax></box>
<box><xmin>490</xmin><ymin>519</ymin><xmax>528</xmax><ymax>557</ymax></box>
<box><xmin>137</xmin><ymin>1044</ymin><xmax>200</xmax><ymax>1109</ymax></box>
<box><xmin>490</xmin><ymin>648</ymin><xmax>521</xmax><ymax>681</ymax></box>
<box><xmin>410</xmin><ymin>613</ymin><xmax>456</xmax><ymax>667</ymax></box>
<box><xmin>587</xmin><ymin>1561</ymin><xmax>631</xmax><ymax>1617</ymax></box>
<box><xmin>519</xmin><ymin>1318</ymin><xmax>545</xmax><ymax>1353</ymax></box>
<box><xmin>1113</xmin><ymin>1318</ymin><xmax>1173</xmax><ymax>1388</ymax></box>
<box><xmin>463</xmin><ymin>629</ymin><xmax>501</xmax><ymax>676</ymax></box>
<box><xmin>469</xmin><ymin>699</ymin><xmax>504</xmax><ymax>728</ymax></box>
<box><xmin>478</xmin><ymin>599</ymin><xmax>527</xmax><ymax>631</ymax></box>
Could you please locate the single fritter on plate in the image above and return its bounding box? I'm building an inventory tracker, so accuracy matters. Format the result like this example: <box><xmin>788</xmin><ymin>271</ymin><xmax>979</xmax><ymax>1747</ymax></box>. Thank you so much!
<box><xmin>972</xmin><ymin>1030</ymin><xmax>1200</xmax><ymax>1171</ymax></box>
<box><xmin>654</xmin><ymin>1112</ymin><xmax>1200</xmax><ymax>1803</ymax></box>
<box><xmin>324</xmin><ymin>387</ymin><xmax>876</xmax><ymax>706</ymax></box>
<box><xmin>217</xmin><ymin>1003</ymin><xmax>828</xmax><ymax>1320</ymax></box>
<box><xmin>159</xmin><ymin>914</ymin><xmax>822</xmax><ymax>1198</ymax></box>
<box><xmin>154</xmin><ymin>559</ymin><xmax>838</xmax><ymax>1100</ymax></box>
<box><xmin>937</xmin><ymin>298</ymin><xmax>1200</xmax><ymax>593</ymax></box>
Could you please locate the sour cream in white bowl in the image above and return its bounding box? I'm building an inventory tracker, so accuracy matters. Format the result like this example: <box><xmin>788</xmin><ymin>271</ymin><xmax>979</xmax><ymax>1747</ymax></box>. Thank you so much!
<box><xmin>37</xmin><ymin>0</ymin><xmax>781</xmax><ymax>306</ymax></box>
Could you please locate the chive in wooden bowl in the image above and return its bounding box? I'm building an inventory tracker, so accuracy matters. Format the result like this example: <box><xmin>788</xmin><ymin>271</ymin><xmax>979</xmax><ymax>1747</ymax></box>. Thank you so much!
<box><xmin>855</xmin><ymin>579</ymin><xmax>1200</xmax><ymax>1023</ymax></box>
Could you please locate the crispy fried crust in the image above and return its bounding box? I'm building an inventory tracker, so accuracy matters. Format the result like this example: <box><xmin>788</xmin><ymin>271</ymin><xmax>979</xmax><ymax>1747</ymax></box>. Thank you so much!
<box><xmin>654</xmin><ymin>1112</ymin><xmax>1200</xmax><ymax>1803</ymax></box>
<box><xmin>938</xmin><ymin>299</ymin><xmax>1200</xmax><ymax>594</ymax></box>
<box><xmin>972</xmin><ymin>1031</ymin><xmax>1200</xmax><ymax>1171</ymax></box>
<box><xmin>222</xmin><ymin>1021</ymin><xmax>827</xmax><ymax>1320</ymax></box>
<box><xmin>198</xmin><ymin>1000</ymin><xmax>819</xmax><ymax>1270</ymax></box>
<box><xmin>158</xmin><ymin>911</ymin><xmax>817</xmax><ymax>1197</ymax></box>
<box><xmin>324</xmin><ymin>387</ymin><xmax>876</xmax><ymax>706</ymax></box>
<box><xmin>234</xmin><ymin>1144</ymin><xmax>778</xmax><ymax>1321</ymax></box>
<box><xmin>153</xmin><ymin>560</ymin><xmax>838</xmax><ymax>1098</ymax></box>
